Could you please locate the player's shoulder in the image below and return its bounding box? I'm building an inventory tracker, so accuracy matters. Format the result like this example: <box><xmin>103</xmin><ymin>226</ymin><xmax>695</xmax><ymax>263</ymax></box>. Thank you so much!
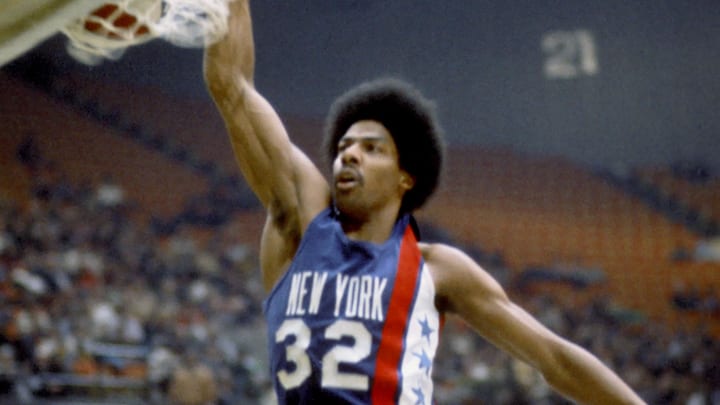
<box><xmin>418</xmin><ymin>241</ymin><xmax>471</xmax><ymax>268</ymax></box>
<box><xmin>418</xmin><ymin>241</ymin><xmax>476</xmax><ymax>287</ymax></box>
<box><xmin>419</xmin><ymin>241</ymin><xmax>502</xmax><ymax>303</ymax></box>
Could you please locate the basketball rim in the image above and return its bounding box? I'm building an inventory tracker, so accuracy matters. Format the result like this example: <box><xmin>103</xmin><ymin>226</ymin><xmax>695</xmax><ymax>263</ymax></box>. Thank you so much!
<box><xmin>0</xmin><ymin>0</ymin><xmax>99</xmax><ymax>67</ymax></box>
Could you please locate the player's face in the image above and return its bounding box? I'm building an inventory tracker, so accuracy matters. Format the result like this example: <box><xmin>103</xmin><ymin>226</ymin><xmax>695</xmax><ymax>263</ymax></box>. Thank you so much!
<box><xmin>332</xmin><ymin>120</ymin><xmax>411</xmax><ymax>216</ymax></box>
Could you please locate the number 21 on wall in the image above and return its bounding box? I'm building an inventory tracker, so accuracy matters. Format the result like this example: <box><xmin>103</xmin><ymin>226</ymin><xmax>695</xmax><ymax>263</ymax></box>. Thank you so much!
<box><xmin>542</xmin><ymin>29</ymin><xmax>599</xmax><ymax>79</ymax></box>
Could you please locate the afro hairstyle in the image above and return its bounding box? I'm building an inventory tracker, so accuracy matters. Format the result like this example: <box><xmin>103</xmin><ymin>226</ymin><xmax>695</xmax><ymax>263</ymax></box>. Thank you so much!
<box><xmin>323</xmin><ymin>78</ymin><xmax>445</xmax><ymax>214</ymax></box>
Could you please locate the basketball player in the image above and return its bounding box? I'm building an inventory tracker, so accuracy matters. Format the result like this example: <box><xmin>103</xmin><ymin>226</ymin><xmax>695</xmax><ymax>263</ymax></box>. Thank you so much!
<box><xmin>204</xmin><ymin>1</ymin><xmax>645</xmax><ymax>403</ymax></box>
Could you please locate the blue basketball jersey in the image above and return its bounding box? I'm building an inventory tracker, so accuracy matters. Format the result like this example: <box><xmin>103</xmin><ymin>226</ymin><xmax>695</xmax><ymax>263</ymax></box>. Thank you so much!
<box><xmin>264</xmin><ymin>208</ymin><xmax>441</xmax><ymax>404</ymax></box>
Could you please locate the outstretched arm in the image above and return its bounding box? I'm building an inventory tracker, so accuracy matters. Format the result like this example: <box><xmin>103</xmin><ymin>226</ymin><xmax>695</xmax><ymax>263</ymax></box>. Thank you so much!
<box><xmin>426</xmin><ymin>244</ymin><xmax>645</xmax><ymax>404</ymax></box>
<box><xmin>203</xmin><ymin>0</ymin><xmax>329</xmax><ymax>288</ymax></box>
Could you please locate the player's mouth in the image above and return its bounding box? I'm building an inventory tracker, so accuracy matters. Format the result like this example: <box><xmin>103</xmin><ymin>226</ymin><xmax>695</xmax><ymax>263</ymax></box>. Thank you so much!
<box><xmin>335</xmin><ymin>168</ymin><xmax>362</xmax><ymax>191</ymax></box>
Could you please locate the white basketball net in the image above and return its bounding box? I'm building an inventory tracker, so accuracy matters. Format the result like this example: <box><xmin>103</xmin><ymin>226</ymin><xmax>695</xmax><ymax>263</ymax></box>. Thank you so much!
<box><xmin>62</xmin><ymin>0</ymin><xmax>232</xmax><ymax>65</ymax></box>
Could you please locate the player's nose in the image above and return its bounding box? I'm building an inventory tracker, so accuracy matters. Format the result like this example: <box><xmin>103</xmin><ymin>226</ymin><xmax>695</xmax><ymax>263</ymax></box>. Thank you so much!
<box><xmin>340</xmin><ymin>143</ymin><xmax>361</xmax><ymax>165</ymax></box>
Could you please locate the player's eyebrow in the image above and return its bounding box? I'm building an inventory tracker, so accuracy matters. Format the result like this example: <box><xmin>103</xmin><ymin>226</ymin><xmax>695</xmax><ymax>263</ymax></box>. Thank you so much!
<box><xmin>338</xmin><ymin>134</ymin><xmax>390</xmax><ymax>146</ymax></box>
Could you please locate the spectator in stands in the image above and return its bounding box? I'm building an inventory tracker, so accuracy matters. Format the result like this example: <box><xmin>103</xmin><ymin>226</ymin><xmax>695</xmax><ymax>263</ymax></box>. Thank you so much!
<box><xmin>16</xmin><ymin>133</ymin><xmax>42</xmax><ymax>173</ymax></box>
<box><xmin>694</xmin><ymin>238</ymin><xmax>720</xmax><ymax>262</ymax></box>
<box><xmin>0</xmin><ymin>344</ymin><xmax>17</xmax><ymax>395</ymax></box>
<box><xmin>168</xmin><ymin>348</ymin><xmax>218</xmax><ymax>405</ymax></box>
<box><xmin>94</xmin><ymin>174</ymin><xmax>126</xmax><ymax>210</ymax></box>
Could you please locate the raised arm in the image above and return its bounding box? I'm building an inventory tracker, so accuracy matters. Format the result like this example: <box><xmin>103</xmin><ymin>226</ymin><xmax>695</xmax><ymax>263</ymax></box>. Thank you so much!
<box><xmin>425</xmin><ymin>244</ymin><xmax>645</xmax><ymax>404</ymax></box>
<box><xmin>203</xmin><ymin>0</ymin><xmax>329</xmax><ymax>288</ymax></box>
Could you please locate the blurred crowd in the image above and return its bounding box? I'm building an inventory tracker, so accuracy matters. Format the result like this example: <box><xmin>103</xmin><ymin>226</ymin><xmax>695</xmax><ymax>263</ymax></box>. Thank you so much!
<box><xmin>0</xmin><ymin>159</ymin><xmax>270</xmax><ymax>404</ymax></box>
<box><xmin>1</xmin><ymin>155</ymin><xmax>719</xmax><ymax>404</ymax></box>
<box><xmin>433</xmin><ymin>296</ymin><xmax>720</xmax><ymax>404</ymax></box>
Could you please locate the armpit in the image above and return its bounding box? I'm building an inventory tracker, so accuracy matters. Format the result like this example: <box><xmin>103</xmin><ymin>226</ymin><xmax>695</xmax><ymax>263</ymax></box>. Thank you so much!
<box><xmin>267</xmin><ymin>198</ymin><xmax>302</xmax><ymax>248</ymax></box>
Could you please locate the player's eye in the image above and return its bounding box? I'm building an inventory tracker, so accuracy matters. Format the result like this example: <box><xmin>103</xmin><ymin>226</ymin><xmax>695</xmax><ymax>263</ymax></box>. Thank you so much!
<box><xmin>364</xmin><ymin>141</ymin><xmax>380</xmax><ymax>153</ymax></box>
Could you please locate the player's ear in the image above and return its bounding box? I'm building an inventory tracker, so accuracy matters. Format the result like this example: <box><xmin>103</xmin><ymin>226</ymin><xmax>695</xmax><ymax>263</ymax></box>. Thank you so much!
<box><xmin>399</xmin><ymin>172</ymin><xmax>415</xmax><ymax>191</ymax></box>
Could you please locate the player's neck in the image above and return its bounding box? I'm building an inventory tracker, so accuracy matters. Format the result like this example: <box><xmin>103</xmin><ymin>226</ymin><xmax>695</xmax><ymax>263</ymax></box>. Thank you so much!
<box><xmin>340</xmin><ymin>205</ymin><xmax>401</xmax><ymax>244</ymax></box>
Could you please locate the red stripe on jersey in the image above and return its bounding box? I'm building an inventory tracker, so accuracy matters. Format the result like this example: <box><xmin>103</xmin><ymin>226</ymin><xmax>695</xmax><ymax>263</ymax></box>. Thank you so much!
<box><xmin>370</xmin><ymin>226</ymin><xmax>422</xmax><ymax>404</ymax></box>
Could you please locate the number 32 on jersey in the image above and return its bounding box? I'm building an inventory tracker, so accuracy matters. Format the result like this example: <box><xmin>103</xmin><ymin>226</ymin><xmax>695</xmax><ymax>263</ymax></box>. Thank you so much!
<box><xmin>275</xmin><ymin>319</ymin><xmax>372</xmax><ymax>391</ymax></box>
